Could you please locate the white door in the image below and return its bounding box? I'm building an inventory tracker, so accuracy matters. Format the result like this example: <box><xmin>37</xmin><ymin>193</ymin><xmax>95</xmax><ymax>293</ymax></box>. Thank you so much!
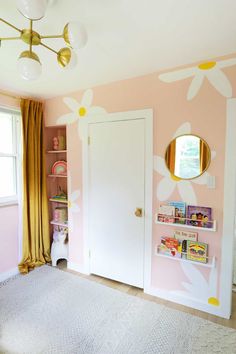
<box><xmin>89</xmin><ymin>118</ymin><xmax>145</xmax><ymax>288</ymax></box>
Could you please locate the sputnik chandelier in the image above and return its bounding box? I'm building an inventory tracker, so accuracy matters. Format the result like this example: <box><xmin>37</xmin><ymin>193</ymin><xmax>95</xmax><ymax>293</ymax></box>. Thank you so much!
<box><xmin>0</xmin><ymin>0</ymin><xmax>87</xmax><ymax>80</ymax></box>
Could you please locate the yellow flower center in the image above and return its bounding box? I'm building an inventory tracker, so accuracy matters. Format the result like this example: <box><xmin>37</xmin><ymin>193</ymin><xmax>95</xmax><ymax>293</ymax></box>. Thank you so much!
<box><xmin>171</xmin><ymin>174</ymin><xmax>181</xmax><ymax>181</ymax></box>
<box><xmin>198</xmin><ymin>61</ymin><xmax>216</xmax><ymax>70</ymax></box>
<box><xmin>78</xmin><ymin>107</ymin><xmax>87</xmax><ymax>117</ymax></box>
<box><xmin>68</xmin><ymin>201</ymin><xmax>71</xmax><ymax>208</ymax></box>
<box><xmin>208</xmin><ymin>297</ymin><xmax>220</xmax><ymax>306</ymax></box>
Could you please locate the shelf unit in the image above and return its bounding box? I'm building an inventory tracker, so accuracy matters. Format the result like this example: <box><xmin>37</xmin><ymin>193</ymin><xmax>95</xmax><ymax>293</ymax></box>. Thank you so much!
<box><xmin>48</xmin><ymin>174</ymin><xmax>67</xmax><ymax>178</ymax></box>
<box><xmin>45</xmin><ymin>125</ymin><xmax>68</xmax><ymax>243</ymax></box>
<box><xmin>47</xmin><ymin>150</ymin><xmax>67</xmax><ymax>154</ymax></box>
<box><xmin>155</xmin><ymin>248</ymin><xmax>216</xmax><ymax>268</ymax></box>
<box><xmin>155</xmin><ymin>214</ymin><xmax>217</xmax><ymax>232</ymax></box>
<box><xmin>50</xmin><ymin>220</ymin><xmax>68</xmax><ymax>228</ymax></box>
<box><xmin>49</xmin><ymin>198</ymin><xmax>68</xmax><ymax>204</ymax></box>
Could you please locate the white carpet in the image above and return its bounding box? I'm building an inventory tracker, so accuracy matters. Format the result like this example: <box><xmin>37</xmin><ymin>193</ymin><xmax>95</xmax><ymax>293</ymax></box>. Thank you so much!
<box><xmin>0</xmin><ymin>266</ymin><xmax>236</xmax><ymax>354</ymax></box>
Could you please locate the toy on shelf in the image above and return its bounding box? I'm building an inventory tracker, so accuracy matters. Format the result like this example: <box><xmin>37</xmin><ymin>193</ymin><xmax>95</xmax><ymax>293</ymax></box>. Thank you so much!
<box><xmin>53</xmin><ymin>137</ymin><xmax>59</xmax><ymax>150</ymax></box>
<box><xmin>53</xmin><ymin>206</ymin><xmax>68</xmax><ymax>223</ymax></box>
<box><xmin>51</xmin><ymin>227</ymin><xmax>68</xmax><ymax>266</ymax></box>
<box><xmin>52</xmin><ymin>130</ymin><xmax>66</xmax><ymax>151</ymax></box>
<box><xmin>51</xmin><ymin>186</ymin><xmax>67</xmax><ymax>202</ymax></box>
<box><xmin>51</xmin><ymin>160</ymin><xmax>67</xmax><ymax>175</ymax></box>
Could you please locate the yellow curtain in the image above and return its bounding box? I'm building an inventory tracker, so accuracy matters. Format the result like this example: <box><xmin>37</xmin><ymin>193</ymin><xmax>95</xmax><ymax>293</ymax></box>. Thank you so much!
<box><xmin>18</xmin><ymin>99</ymin><xmax>51</xmax><ymax>274</ymax></box>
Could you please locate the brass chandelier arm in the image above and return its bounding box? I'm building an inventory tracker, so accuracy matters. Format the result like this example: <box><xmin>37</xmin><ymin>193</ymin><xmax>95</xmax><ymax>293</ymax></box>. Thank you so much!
<box><xmin>0</xmin><ymin>36</ymin><xmax>21</xmax><ymax>41</ymax></box>
<box><xmin>40</xmin><ymin>42</ymin><xmax>58</xmax><ymax>55</ymax></box>
<box><xmin>40</xmin><ymin>34</ymin><xmax>63</xmax><ymax>39</ymax></box>
<box><xmin>0</xmin><ymin>18</ymin><xmax>22</xmax><ymax>33</ymax></box>
<box><xmin>29</xmin><ymin>19</ymin><xmax>33</xmax><ymax>53</ymax></box>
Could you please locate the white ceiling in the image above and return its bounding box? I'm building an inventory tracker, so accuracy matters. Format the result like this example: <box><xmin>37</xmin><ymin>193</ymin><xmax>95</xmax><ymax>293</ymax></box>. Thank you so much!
<box><xmin>0</xmin><ymin>0</ymin><xmax>236</xmax><ymax>99</ymax></box>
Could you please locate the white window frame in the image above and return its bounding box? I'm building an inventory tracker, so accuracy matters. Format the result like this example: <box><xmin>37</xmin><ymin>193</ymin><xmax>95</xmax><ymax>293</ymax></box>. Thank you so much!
<box><xmin>0</xmin><ymin>107</ymin><xmax>21</xmax><ymax>207</ymax></box>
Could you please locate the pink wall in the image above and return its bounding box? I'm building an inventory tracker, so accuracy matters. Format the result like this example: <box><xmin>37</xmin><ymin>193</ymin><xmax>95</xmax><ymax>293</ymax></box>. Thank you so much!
<box><xmin>44</xmin><ymin>54</ymin><xmax>236</xmax><ymax>317</ymax></box>
<box><xmin>0</xmin><ymin>95</ymin><xmax>20</xmax><ymax>274</ymax></box>
<box><xmin>0</xmin><ymin>205</ymin><xmax>19</xmax><ymax>273</ymax></box>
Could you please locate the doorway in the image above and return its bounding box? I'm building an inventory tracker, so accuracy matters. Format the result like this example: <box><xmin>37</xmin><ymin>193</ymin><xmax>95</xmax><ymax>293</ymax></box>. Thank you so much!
<box><xmin>83</xmin><ymin>109</ymin><xmax>153</xmax><ymax>289</ymax></box>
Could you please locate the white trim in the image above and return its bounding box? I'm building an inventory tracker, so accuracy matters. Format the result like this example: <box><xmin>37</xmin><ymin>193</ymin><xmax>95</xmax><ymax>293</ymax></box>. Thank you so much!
<box><xmin>145</xmin><ymin>286</ymin><xmax>230</xmax><ymax>319</ymax></box>
<box><xmin>82</xmin><ymin>109</ymin><xmax>153</xmax><ymax>290</ymax></box>
<box><xmin>0</xmin><ymin>267</ymin><xmax>19</xmax><ymax>283</ymax></box>
<box><xmin>67</xmin><ymin>261</ymin><xmax>90</xmax><ymax>275</ymax></box>
<box><xmin>220</xmin><ymin>98</ymin><xmax>236</xmax><ymax>319</ymax></box>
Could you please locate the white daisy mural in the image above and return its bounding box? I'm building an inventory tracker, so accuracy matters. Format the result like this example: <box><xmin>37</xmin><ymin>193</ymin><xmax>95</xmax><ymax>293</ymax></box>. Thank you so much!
<box><xmin>67</xmin><ymin>171</ymin><xmax>80</xmax><ymax>232</ymax></box>
<box><xmin>171</xmin><ymin>261</ymin><xmax>219</xmax><ymax>306</ymax></box>
<box><xmin>57</xmin><ymin>89</ymin><xmax>107</xmax><ymax>139</ymax></box>
<box><xmin>154</xmin><ymin>122</ymin><xmax>216</xmax><ymax>205</ymax></box>
<box><xmin>159</xmin><ymin>58</ymin><xmax>236</xmax><ymax>100</ymax></box>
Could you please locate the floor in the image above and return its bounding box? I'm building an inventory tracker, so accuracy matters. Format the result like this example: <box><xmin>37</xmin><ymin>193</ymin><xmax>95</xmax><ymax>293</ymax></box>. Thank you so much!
<box><xmin>57</xmin><ymin>260</ymin><xmax>236</xmax><ymax>330</ymax></box>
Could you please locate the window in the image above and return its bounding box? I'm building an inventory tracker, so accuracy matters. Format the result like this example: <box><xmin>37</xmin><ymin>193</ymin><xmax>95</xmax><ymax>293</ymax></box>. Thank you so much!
<box><xmin>0</xmin><ymin>107</ymin><xmax>21</xmax><ymax>205</ymax></box>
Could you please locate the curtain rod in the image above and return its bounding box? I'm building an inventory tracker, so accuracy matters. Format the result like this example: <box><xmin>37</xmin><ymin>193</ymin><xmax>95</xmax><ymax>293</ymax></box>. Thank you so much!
<box><xmin>0</xmin><ymin>90</ymin><xmax>20</xmax><ymax>100</ymax></box>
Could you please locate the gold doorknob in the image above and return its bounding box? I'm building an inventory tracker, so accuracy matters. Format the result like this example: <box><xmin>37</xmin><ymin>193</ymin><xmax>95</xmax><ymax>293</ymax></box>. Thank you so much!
<box><xmin>135</xmin><ymin>208</ymin><xmax>143</xmax><ymax>217</ymax></box>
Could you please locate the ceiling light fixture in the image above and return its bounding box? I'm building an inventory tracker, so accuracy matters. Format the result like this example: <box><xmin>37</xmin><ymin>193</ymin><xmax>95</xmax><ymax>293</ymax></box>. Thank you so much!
<box><xmin>0</xmin><ymin>0</ymin><xmax>87</xmax><ymax>80</ymax></box>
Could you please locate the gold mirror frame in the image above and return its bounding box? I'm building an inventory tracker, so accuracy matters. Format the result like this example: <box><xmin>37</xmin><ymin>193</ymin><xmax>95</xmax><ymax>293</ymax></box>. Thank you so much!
<box><xmin>165</xmin><ymin>134</ymin><xmax>211</xmax><ymax>180</ymax></box>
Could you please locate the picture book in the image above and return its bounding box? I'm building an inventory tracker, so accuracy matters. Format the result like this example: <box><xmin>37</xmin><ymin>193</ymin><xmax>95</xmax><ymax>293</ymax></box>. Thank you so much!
<box><xmin>168</xmin><ymin>201</ymin><xmax>186</xmax><ymax>224</ymax></box>
<box><xmin>186</xmin><ymin>241</ymin><xmax>208</xmax><ymax>263</ymax></box>
<box><xmin>174</xmin><ymin>230</ymin><xmax>198</xmax><ymax>242</ymax></box>
<box><xmin>157</xmin><ymin>204</ymin><xmax>175</xmax><ymax>223</ymax></box>
<box><xmin>158</xmin><ymin>237</ymin><xmax>181</xmax><ymax>258</ymax></box>
<box><xmin>187</xmin><ymin>205</ymin><xmax>212</xmax><ymax>228</ymax></box>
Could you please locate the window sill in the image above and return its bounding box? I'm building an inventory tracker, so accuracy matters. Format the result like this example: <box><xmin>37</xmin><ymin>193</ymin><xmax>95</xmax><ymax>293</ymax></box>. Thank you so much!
<box><xmin>0</xmin><ymin>200</ymin><xmax>18</xmax><ymax>208</ymax></box>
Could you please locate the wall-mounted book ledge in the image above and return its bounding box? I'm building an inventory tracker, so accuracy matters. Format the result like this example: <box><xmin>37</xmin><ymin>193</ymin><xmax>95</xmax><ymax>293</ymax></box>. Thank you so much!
<box><xmin>155</xmin><ymin>245</ymin><xmax>216</xmax><ymax>268</ymax></box>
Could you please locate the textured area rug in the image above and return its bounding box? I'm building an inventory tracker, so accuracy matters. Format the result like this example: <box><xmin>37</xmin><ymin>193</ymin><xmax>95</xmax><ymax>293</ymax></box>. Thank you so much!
<box><xmin>0</xmin><ymin>266</ymin><xmax>236</xmax><ymax>354</ymax></box>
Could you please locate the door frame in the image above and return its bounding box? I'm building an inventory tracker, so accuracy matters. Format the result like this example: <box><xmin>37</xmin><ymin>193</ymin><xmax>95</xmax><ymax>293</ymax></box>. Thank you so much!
<box><xmin>81</xmin><ymin>109</ymin><xmax>153</xmax><ymax>291</ymax></box>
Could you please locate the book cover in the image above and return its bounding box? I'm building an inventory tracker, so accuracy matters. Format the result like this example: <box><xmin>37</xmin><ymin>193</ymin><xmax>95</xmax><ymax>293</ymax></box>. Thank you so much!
<box><xmin>168</xmin><ymin>201</ymin><xmax>186</xmax><ymax>224</ymax></box>
<box><xmin>174</xmin><ymin>230</ymin><xmax>198</xmax><ymax>242</ymax></box>
<box><xmin>158</xmin><ymin>237</ymin><xmax>181</xmax><ymax>258</ymax></box>
<box><xmin>157</xmin><ymin>205</ymin><xmax>175</xmax><ymax>223</ymax></box>
<box><xmin>186</xmin><ymin>241</ymin><xmax>208</xmax><ymax>263</ymax></box>
<box><xmin>187</xmin><ymin>205</ymin><xmax>212</xmax><ymax>228</ymax></box>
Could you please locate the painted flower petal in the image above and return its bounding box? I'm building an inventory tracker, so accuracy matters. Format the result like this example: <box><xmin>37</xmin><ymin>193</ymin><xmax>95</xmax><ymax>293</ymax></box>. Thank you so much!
<box><xmin>187</xmin><ymin>73</ymin><xmax>204</xmax><ymax>100</ymax></box>
<box><xmin>217</xmin><ymin>57</ymin><xmax>236</xmax><ymax>69</ymax></box>
<box><xmin>71</xmin><ymin>190</ymin><xmax>80</xmax><ymax>201</ymax></box>
<box><xmin>193</xmin><ymin>172</ymin><xmax>209</xmax><ymax>185</ymax></box>
<box><xmin>78</xmin><ymin>120</ymin><xmax>87</xmax><ymax>141</ymax></box>
<box><xmin>88</xmin><ymin>106</ymin><xmax>107</xmax><ymax>115</ymax></box>
<box><xmin>206</xmin><ymin>69</ymin><xmax>232</xmax><ymax>98</ymax></box>
<box><xmin>56</xmin><ymin>113</ymin><xmax>78</xmax><ymax>125</ymax></box>
<box><xmin>180</xmin><ymin>262</ymin><xmax>208</xmax><ymax>293</ymax></box>
<box><xmin>208</xmin><ymin>266</ymin><xmax>217</xmax><ymax>297</ymax></box>
<box><xmin>71</xmin><ymin>203</ymin><xmax>80</xmax><ymax>213</ymax></box>
<box><xmin>157</xmin><ymin>176</ymin><xmax>176</xmax><ymax>201</ymax></box>
<box><xmin>63</xmin><ymin>97</ymin><xmax>80</xmax><ymax>112</ymax></box>
<box><xmin>177</xmin><ymin>180</ymin><xmax>197</xmax><ymax>205</ymax></box>
<box><xmin>159</xmin><ymin>67</ymin><xmax>196</xmax><ymax>83</ymax></box>
<box><xmin>153</xmin><ymin>156</ymin><xmax>169</xmax><ymax>177</ymax></box>
<box><xmin>81</xmin><ymin>89</ymin><xmax>93</xmax><ymax>107</ymax></box>
<box><xmin>173</xmin><ymin>122</ymin><xmax>191</xmax><ymax>138</ymax></box>
<box><xmin>211</xmin><ymin>150</ymin><xmax>216</xmax><ymax>160</ymax></box>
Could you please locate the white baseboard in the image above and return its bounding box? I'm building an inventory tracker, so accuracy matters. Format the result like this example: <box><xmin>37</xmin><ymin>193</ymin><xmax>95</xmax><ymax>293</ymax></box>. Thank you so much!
<box><xmin>145</xmin><ymin>286</ymin><xmax>229</xmax><ymax>319</ymax></box>
<box><xmin>0</xmin><ymin>267</ymin><xmax>19</xmax><ymax>283</ymax></box>
<box><xmin>67</xmin><ymin>261</ymin><xmax>90</xmax><ymax>275</ymax></box>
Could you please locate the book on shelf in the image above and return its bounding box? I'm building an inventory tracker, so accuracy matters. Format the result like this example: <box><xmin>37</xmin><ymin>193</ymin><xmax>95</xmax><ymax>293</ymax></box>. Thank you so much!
<box><xmin>187</xmin><ymin>205</ymin><xmax>212</xmax><ymax>228</ymax></box>
<box><xmin>174</xmin><ymin>230</ymin><xmax>198</xmax><ymax>242</ymax></box>
<box><xmin>157</xmin><ymin>205</ymin><xmax>175</xmax><ymax>223</ymax></box>
<box><xmin>187</xmin><ymin>241</ymin><xmax>208</xmax><ymax>263</ymax></box>
<box><xmin>168</xmin><ymin>201</ymin><xmax>186</xmax><ymax>224</ymax></box>
<box><xmin>158</xmin><ymin>237</ymin><xmax>181</xmax><ymax>258</ymax></box>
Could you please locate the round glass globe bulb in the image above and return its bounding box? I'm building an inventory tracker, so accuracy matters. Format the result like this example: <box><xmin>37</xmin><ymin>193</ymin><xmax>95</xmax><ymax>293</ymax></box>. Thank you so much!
<box><xmin>64</xmin><ymin>22</ymin><xmax>88</xmax><ymax>49</ymax></box>
<box><xmin>18</xmin><ymin>52</ymin><xmax>42</xmax><ymax>80</ymax></box>
<box><xmin>16</xmin><ymin>0</ymin><xmax>48</xmax><ymax>20</ymax></box>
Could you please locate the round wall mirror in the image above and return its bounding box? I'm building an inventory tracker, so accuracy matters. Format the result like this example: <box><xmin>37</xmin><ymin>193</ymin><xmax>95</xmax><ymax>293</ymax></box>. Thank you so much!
<box><xmin>165</xmin><ymin>134</ymin><xmax>211</xmax><ymax>180</ymax></box>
